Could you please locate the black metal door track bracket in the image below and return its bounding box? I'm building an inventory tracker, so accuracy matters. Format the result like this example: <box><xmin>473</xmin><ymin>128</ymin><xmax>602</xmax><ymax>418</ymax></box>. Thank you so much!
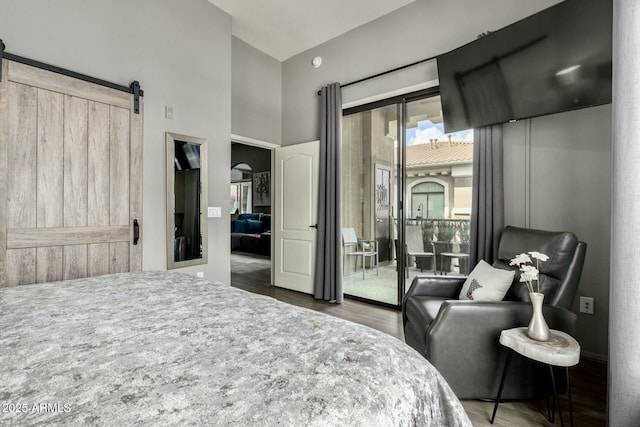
<box><xmin>0</xmin><ymin>38</ymin><xmax>143</xmax><ymax>112</ymax></box>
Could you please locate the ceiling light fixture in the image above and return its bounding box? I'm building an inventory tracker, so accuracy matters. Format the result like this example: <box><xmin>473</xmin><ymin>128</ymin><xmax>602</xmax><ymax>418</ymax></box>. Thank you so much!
<box><xmin>312</xmin><ymin>56</ymin><xmax>322</xmax><ymax>68</ymax></box>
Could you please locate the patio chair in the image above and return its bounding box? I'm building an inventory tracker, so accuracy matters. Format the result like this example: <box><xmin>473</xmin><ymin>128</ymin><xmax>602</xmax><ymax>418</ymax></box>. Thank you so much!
<box><xmin>406</xmin><ymin>223</ymin><xmax>435</xmax><ymax>276</ymax></box>
<box><xmin>342</xmin><ymin>227</ymin><xmax>379</xmax><ymax>279</ymax></box>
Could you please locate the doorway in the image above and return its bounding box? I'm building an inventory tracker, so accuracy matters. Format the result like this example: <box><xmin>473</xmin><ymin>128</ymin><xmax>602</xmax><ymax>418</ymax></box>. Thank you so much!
<box><xmin>230</xmin><ymin>140</ymin><xmax>274</xmax><ymax>288</ymax></box>
<box><xmin>341</xmin><ymin>89</ymin><xmax>474</xmax><ymax>308</ymax></box>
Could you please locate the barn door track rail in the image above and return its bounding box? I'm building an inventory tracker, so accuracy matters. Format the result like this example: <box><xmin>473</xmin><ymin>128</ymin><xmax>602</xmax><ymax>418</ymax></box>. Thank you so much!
<box><xmin>0</xmin><ymin>38</ymin><xmax>143</xmax><ymax>113</ymax></box>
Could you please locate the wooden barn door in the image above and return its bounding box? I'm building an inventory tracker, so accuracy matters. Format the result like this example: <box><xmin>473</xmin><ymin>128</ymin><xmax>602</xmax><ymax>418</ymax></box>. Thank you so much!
<box><xmin>0</xmin><ymin>59</ymin><xmax>143</xmax><ymax>286</ymax></box>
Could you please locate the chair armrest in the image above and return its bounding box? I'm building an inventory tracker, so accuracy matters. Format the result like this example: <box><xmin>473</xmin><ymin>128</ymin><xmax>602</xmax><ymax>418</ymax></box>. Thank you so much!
<box><xmin>425</xmin><ymin>301</ymin><xmax>576</xmax><ymax>399</ymax></box>
<box><xmin>357</xmin><ymin>239</ymin><xmax>378</xmax><ymax>252</ymax></box>
<box><xmin>405</xmin><ymin>276</ymin><xmax>465</xmax><ymax>299</ymax></box>
<box><xmin>427</xmin><ymin>301</ymin><xmax>576</xmax><ymax>362</ymax></box>
<box><xmin>402</xmin><ymin>276</ymin><xmax>465</xmax><ymax>325</ymax></box>
<box><xmin>343</xmin><ymin>242</ymin><xmax>356</xmax><ymax>255</ymax></box>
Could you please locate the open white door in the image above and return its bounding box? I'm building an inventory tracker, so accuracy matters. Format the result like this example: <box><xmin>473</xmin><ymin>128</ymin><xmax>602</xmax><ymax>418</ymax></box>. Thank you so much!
<box><xmin>274</xmin><ymin>140</ymin><xmax>319</xmax><ymax>294</ymax></box>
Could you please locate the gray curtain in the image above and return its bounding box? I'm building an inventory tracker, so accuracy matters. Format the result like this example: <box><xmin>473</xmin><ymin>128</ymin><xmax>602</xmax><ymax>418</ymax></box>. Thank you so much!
<box><xmin>314</xmin><ymin>83</ymin><xmax>343</xmax><ymax>303</ymax></box>
<box><xmin>469</xmin><ymin>124</ymin><xmax>504</xmax><ymax>267</ymax></box>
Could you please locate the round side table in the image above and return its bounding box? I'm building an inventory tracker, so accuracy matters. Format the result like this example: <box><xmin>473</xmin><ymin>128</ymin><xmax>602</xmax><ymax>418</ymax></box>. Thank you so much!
<box><xmin>439</xmin><ymin>252</ymin><xmax>470</xmax><ymax>275</ymax></box>
<box><xmin>490</xmin><ymin>327</ymin><xmax>580</xmax><ymax>427</ymax></box>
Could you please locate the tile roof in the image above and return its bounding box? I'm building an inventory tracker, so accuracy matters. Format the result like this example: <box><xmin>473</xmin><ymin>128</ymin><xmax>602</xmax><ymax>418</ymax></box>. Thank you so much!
<box><xmin>406</xmin><ymin>141</ymin><xmax>473</xmax><ymax>166</ymax></box>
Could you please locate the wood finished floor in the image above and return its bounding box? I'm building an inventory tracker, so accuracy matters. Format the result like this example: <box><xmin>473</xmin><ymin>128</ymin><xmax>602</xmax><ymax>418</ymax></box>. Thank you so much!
<box><xmin>230</xmin><ymin>252</ymin><xmax>607</xmax><ymax>426</ymax></box>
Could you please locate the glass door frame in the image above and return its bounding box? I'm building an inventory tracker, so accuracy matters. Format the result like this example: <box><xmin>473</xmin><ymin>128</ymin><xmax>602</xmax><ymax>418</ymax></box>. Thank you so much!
<box><xmin>342</xmin><ymin>86</ymin><xmax>441</xmax><ymax>309</ymax></box>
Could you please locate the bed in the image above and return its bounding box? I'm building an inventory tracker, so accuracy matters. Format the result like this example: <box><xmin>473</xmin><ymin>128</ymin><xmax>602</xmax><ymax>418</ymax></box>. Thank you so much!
<box><xmin>0</xmin><ymin>271</ymin><xmax>471</xmax><ymax>426</ymax></box>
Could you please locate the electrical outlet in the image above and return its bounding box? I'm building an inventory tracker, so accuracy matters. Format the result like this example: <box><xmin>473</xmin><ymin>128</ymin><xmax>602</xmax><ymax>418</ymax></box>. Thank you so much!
<box><xmin>196</xmin><ymin>272</ymin><xmax>204</xmax><ymax>278</ymax></box>
<box><xmin>580</xmin><ymin>296</ymin><xmax>594</xmax><ymax>314</ymax></box>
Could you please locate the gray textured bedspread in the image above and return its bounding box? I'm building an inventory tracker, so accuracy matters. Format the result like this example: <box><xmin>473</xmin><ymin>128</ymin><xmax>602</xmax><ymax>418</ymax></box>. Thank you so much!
<box><xmin>0</xmin><ymin>271</ymin><xmax>470</xmax><ymax>426</ymax></box>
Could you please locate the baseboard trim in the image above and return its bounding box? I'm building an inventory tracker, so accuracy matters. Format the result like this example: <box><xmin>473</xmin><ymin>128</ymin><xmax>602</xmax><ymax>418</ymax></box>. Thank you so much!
<box><xmin>581</xmin><ymin>350</ymin><xmax>608</xmax><ymax>363</ymax></box>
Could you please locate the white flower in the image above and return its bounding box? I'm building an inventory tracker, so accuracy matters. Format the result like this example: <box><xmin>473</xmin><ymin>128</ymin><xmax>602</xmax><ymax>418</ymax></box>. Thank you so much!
<box><xmin>510</xmin><ymin>253</ymin><xmax>532</xmax><ymax>266</ymax></box>
<box><xmin>529</xmin><ymin>251</ymin><xmax>549</xmax><ymax>262</ymax></box>
<box><xmin>512</xmin><ymin>250</ymin><xmax>547</xmax><ymax>294</ymax></box>
<box><xmin>520</xmin><ymin>265</ymin><xmax>539</xmax><ymax>282</ymax></box>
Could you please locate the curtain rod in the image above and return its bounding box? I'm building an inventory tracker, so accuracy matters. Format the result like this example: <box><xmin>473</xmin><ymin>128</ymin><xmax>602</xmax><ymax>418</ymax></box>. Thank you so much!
<box><xmin>316</xmin><ymin>53</ymin><xmax>438</xmax><ymax>96</ymax></box>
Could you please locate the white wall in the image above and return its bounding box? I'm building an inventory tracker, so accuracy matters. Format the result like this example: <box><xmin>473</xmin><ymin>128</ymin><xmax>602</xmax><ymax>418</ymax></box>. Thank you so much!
<box><xmin>504</xmin><ymin>105</ymin><xmax>612</xmax><ymax>359</ymax></box>
<box><xmin>232</xmin><ymin>37</ymin><xmax>282</xmax><ymax>145</ymax></box>
<box><xmin>281</xmin><ymin>0</ymin><xmax>562</xmax><ymax>146</ymax></box>
<box><xmin>0</xmin><ymin>0</ymin><xmax>232</xmax><ymax>283</ymax></box>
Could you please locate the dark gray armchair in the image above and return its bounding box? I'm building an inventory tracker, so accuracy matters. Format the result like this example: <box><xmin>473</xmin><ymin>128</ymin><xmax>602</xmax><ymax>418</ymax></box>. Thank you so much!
<box><xmin>402</xmin><ymin>226</ymin><xmax>587</xmax><ymax>400</ymax></box>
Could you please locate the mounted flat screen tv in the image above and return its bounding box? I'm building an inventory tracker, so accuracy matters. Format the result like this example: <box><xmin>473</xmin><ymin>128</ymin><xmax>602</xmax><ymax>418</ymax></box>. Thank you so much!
<box><xmin>438</xmin><ymin>0</ymin><xmax>612</xmax><ymax>133</ymax></box>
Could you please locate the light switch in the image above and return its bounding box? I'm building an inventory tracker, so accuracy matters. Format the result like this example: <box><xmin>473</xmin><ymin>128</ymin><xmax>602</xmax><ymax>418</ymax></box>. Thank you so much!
<box><xmin>165</xmin><ymin>105</ymin><xmax>174</xmax><ymax>119</ymax></box>
<box><xmin>208</xmin><ymin>207</ymin><xmax>222</xmax><ymax>218</ymax></box>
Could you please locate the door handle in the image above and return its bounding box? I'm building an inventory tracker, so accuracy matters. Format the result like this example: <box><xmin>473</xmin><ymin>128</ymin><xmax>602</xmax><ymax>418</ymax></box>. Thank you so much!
<box><xmin>133</xmin><ymin>219</ymin><xmax>140</xmax><ymax>245</ymax></box>
<box><xmin>310</xmin><ymin>224</ymin><xmax>318</xmax><ymax>229</ymax></box>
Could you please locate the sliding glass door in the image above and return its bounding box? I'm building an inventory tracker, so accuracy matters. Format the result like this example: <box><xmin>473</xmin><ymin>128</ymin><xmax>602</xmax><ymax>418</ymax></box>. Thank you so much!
<box><xmin>342</xmin><ymin>103</ymin><xmax>400</xmax><ymax>305</ymax></box>
<box><xmin>341</xmin><ymin>89</ymin><xmax>473</xmax><ymax>308</ymax></box>
<box><xmin>404</xmin><ymin>96</ymin><xmax>474</xmax><ymax>280</ymax></box>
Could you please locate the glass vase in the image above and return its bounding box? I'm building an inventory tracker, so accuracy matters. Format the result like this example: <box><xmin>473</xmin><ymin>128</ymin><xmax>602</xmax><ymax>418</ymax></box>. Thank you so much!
<box><xmin>527</xmin><ymin>292</ymin><xmax>551</xmax><ymax>341</ymax></box>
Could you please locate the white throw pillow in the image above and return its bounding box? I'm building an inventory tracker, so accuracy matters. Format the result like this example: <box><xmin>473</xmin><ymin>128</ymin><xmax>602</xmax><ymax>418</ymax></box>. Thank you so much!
<box><xmin>458</xmin><ymin>260</ymin><xmax>515</xmax><ymax>301</ymax></box>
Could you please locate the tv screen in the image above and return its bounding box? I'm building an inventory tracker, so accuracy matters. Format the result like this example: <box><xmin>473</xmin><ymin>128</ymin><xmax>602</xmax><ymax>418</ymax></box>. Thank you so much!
<box><xmin>438</xmin><ymin>0</ymin><xmax>612</xmax><ymax>133</ymax></box>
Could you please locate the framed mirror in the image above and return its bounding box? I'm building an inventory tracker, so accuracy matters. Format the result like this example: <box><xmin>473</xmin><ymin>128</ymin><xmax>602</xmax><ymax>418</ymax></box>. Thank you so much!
<box><xmin>166</xmin><ymin>132</ymin><xmax>208</xmax><ymax>269</ymax></box>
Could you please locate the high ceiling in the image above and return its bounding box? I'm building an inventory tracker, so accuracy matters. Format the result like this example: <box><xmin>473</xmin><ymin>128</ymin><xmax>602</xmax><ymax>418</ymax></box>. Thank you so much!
<box><xmin>208</xmin><ymin>0</ymin><xmax>416</xmax><ymax>61</ymax></box>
